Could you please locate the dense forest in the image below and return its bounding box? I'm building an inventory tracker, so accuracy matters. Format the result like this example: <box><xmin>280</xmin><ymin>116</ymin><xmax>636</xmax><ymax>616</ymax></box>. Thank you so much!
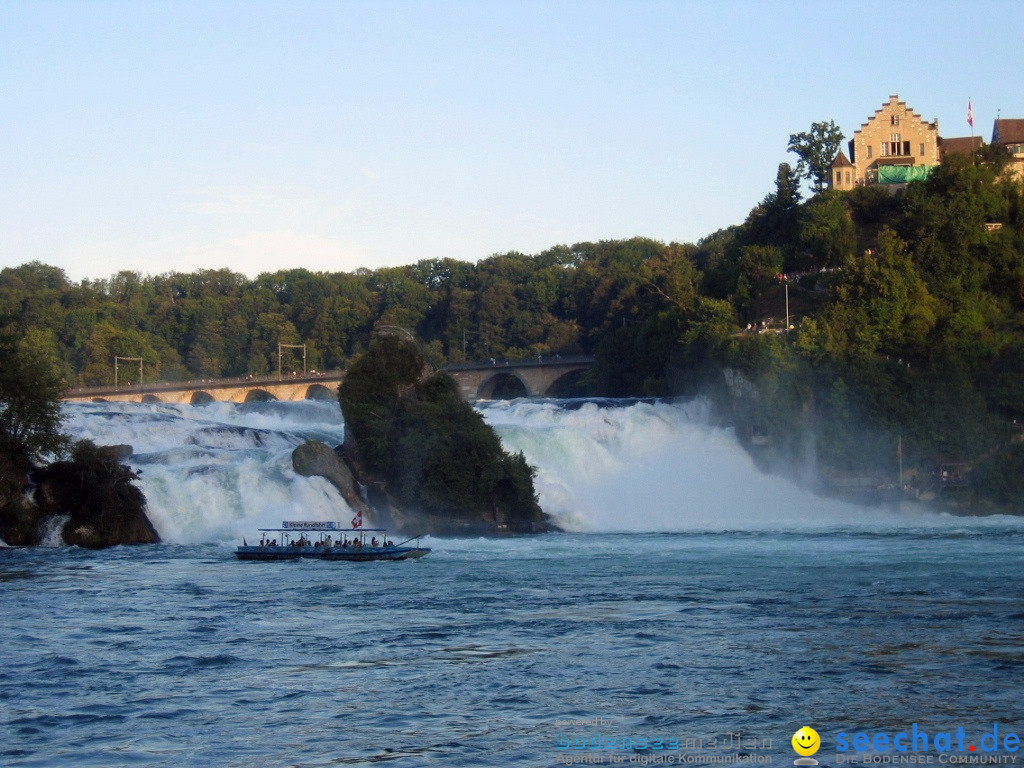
<box><xmin>3</xmin><ymin>145</ymin><xmax>1024</xmax><ymax>511</ymax></box>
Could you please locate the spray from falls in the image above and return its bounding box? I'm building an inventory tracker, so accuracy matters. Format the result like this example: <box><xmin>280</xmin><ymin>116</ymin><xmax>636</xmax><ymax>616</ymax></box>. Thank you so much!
<box><xmin>480</xmin><ymin>398</ymin><xmax>874</xmax><ymax>531</ymax></box>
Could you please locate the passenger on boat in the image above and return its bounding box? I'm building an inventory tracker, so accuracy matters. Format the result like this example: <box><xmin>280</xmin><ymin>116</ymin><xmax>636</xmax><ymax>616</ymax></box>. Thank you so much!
<box><xmin>371</xmin><ymin>537</ymin><xmax>378</xmax><ymax>547</ymax></box>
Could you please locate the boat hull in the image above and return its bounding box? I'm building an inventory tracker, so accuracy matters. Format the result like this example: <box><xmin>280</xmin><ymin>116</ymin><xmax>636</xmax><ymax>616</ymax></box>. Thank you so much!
<box><xmin>234</xmin><ymin>545</ymin><xmax>430</xmax><ymax>562</ymax></box>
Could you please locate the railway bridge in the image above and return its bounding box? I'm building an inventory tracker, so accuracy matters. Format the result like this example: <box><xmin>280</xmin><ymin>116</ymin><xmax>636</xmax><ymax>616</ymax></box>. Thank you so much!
<box><xmin>63</xmin><ymin>357</ymin><xmax>593</xmax><ymax>404</ymax></box>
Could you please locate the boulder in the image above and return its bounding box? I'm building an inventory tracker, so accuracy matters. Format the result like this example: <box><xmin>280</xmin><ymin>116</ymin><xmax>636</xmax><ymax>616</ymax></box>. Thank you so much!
<box><xmin>292</xmin><ymin>440</ymin><xmax>370</xmax><ymax>517</ymax></box>
<box><xmin>293</xmin><ymin>435</ymin><xmax>556</xmax><ymax>537</ymax></box>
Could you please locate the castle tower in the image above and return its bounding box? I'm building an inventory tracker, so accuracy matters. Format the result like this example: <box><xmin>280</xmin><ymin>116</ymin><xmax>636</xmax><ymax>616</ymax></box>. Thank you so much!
<box><xmin>829</xmin><ymin>149</ymin><xmax>855</xmax><ymax>191</ymax></box>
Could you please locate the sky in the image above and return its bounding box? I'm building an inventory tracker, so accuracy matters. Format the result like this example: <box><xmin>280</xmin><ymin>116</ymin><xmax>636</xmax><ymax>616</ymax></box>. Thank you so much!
<box><xmin>1</xmin><ymin>0</ymin><xmax>1020</xmax><ymax>283</ymax></box>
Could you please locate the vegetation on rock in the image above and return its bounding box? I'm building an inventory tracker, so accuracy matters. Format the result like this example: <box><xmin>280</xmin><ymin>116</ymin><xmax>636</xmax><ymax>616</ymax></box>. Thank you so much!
<box><xmin>0</xmin><ymin>332</ymin><xmax>157</xmax><ymax>546</ymax></box>
<box><xmin>339</xmin><ymin>335</ymin><xmax>545</xmax><ymax>531</ymax></box>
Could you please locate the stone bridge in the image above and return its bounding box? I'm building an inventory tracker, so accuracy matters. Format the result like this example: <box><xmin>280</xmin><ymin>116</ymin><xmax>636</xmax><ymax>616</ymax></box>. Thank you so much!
<box><xmin>63</xmin><ymin>357</ymin><xmax>593</xmax><ymax>404</ymax></box>
<box><xmin>443</xmin><ymin>356</ymin><xmax>592</xmax><ymax>400</ymax></box>
<box><xmin>64</xmin><ymin>372</ymin><xmax>344</xmax><ymax>405</ymax></box>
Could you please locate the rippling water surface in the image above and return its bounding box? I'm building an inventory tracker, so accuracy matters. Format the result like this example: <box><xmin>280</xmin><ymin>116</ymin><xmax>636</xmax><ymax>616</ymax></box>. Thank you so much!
<box><xmin>5</xmin><ymin>530</ymin><xmax>1024</xmax><ymax>767</ymax></box>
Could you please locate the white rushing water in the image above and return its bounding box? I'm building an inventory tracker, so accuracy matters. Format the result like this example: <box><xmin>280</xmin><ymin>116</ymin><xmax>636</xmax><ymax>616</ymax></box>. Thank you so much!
<box><xmin>60</xmin><ymin>398</ymin><xmax>1022</xmax><ymax>544</ymax></box>
<box><xmin>63</xmin><ymin>400</ymin><xmax>349</xmax><ymax>544</ymax></box>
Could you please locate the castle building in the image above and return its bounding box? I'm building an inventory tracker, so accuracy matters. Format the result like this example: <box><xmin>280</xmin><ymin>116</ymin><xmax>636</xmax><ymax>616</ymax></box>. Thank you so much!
<box><xmin>830</xmin><ymin>95</ymin><xmax>941</xmax><ymax>190</ymax></box>
<box><xmin>828</xmin><ymin>96</ymin><xmax>1022</xmax><ymax>191</ymax></box>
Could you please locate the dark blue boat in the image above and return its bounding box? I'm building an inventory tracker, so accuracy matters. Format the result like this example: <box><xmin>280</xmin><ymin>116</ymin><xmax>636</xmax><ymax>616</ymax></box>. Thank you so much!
<box><xmin>235</xmin><ymin>521</ymin><xmax>430</xmax><ymax>562</ymax></box>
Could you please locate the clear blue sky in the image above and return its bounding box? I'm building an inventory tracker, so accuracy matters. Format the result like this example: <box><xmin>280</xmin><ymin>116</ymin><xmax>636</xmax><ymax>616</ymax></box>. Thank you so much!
<box><xmin>1</xmin><ymin>0</ymin><xmax>1019</xmax><ymax>282</ymax></box>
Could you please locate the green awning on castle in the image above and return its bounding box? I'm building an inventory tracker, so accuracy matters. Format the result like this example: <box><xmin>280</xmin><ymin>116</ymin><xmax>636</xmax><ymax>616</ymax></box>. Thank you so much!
<box><xmin>877</xmin><ymin>164</ymin><xmax>938</xmax><ymax>184</ymax></box>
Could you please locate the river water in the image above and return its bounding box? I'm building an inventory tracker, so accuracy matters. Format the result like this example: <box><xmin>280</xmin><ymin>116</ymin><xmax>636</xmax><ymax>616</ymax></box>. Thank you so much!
<box><xmin>3</xmin><ymin>399</ymin><xmax>1024</xmax><ymax>767</ymax></box>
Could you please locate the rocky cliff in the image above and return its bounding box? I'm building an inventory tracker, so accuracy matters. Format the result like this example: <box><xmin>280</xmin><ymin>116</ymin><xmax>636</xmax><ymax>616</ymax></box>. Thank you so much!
<box><xmin>0</xmin><ymin>441</ymin><xmax>159</xmax><ymax>548</ymax></box>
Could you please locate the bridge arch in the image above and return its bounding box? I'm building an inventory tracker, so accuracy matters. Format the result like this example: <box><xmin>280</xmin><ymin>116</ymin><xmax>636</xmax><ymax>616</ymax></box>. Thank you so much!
<box><xmin>190</xmin><ymin>391</ymin><xmax>215</xmax><ymax>405</ymax></box>
<box><xmin>244</xmin><ymin>388</ymin><xmax>276</xmax><ymax>403</ymax></box>
<box><xmin>542</xmin><ymin>369</ymin><xmax>588</xmax><ymax>398</ymax></box>
<box><xmin>141</xmin><ymin>394</ymin><xmax>162</xmax><ymax>403</ymax></box>
<box><xmin>478</xmin><ymin>372</ymin><xmax>530</xmax><ymax>400</ymax></box>
<box><xmin>305</xmin><ymin>384</ymin><xmax>335</xmax><ymax>401</ymax></box>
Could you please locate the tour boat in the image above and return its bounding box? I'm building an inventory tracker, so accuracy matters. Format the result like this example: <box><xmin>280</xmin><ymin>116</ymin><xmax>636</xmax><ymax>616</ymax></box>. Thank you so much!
<box><xmin>235</xmin><ymin>521</ymin><xmax>430</xmax><ymax>561</ymax></box>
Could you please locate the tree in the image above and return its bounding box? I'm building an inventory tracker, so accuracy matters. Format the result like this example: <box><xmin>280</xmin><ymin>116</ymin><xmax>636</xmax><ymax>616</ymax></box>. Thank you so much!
<box><xmin>788</xmin><ymin>120</ymin><xmax>845</xmax><ymax>194</ymax></box>
<box><xmin>734</xmin><ymin>244</ymin><xmax>784</xmax><ymax>319</ymax></box>
<box><xmin>798</xmin><ymin>191</ymin><xmax>857</xmax><ymax>268</ymax></box>
<box><xmin>745</xmin><ymin>163</ymin><xmax>803</xmax><ymax>250</ymax></box>
<box><xmin>0</xmin><ymin>329</ymin><xmax>69</xmax><ymax>462</ymax></box>
<box><xmin>833</xmin><ymin>227</ymin><xmax>937</xmax><ymax>356</ymax></box>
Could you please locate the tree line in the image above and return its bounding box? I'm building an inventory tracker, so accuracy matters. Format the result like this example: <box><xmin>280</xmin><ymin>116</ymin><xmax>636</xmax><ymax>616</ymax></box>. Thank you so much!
<box><xmin>0</xmin><ymin>238</ymin><xmax>704</xmax><ymax>388</ymax></box>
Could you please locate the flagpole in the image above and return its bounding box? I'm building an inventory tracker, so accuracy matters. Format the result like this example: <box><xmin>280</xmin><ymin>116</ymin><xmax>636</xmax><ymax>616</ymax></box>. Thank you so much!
<box><xmin>898</xmin><ymin>436</ymin><xmax>903</xmax><ymax>487</ymax></box>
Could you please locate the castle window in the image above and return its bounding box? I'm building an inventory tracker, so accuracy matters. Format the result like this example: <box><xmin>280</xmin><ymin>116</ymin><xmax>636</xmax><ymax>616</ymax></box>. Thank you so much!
<box><xmin>867</xmin><ymin>145</ymin><xmax>873</xmax><ymax>159</ymax></box>
<box><xmin>891</xmin><ymin>133</ymin><xmax>901</xmax><ymax>142</ymax></box>
<box><xmin>891</xmin><ymin>115</ymin><xmax>900</xmax><ymax>126</ymax></box>
<box><xmin>846</xmin><ymin>171</ymin><xmax>851</xmax><ymax>185</ymax></box>
<box><xmin>920</xmin><ymin>143</ymin><xmax>925</xmax><ymax>156</ymax></box>
<box><xmin>882</xmin><ymin>141</ymin><xmax>911</xmax><ymax>157</ymax></box>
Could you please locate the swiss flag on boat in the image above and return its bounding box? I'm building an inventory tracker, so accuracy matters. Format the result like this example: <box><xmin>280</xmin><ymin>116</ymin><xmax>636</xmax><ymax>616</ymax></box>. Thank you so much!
<box><xmin>351</xmin><ymin>510</ymin><xmax>363</xmax><ymax>529</ymax></box>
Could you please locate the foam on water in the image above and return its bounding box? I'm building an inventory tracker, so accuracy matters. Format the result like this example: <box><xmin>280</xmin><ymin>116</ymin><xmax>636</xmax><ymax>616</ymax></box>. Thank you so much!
<box><xmin>60</xmin><ymin>397</ymin><xmax>1024</xmax><ymax>544</ymax></box>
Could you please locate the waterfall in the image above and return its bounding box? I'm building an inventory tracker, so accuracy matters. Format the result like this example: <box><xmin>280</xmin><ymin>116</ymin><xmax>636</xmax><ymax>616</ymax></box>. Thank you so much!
<box><xmin>62</xmin><ymin>400</ymin><xmax>350</xmax><ymax>544</ymax></box>
<box><xmin>39</xmin><ymin>514</ymin><xmax>70</xmax><ymax>547</ymax></box>
<box><xmin>59</xmin><ymin>398</ymin><xmax>1018</xmax><ymax>544</ymax></box>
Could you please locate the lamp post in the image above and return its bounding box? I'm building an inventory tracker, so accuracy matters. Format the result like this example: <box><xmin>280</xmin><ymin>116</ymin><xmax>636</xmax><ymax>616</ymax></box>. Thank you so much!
<box><xmin>461</xmin><ymin>326</ymin><xmax>487</xmax><ymax>360</ymax></box>
<box><xmin>785</xmin><ymin>280</ymin><xmax>790</xmax><ymax>331</ymax></box>
<box><xmin>114</xmin><ymin>356</ymin><xmax>143</xmax><ymax>387</ymax></box>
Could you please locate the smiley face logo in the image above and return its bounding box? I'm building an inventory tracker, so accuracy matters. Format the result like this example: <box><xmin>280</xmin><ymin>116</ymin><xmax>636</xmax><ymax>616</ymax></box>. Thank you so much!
<box><xmin>792</xmin><ymin>726</ymin><xmax>821</xmax><ymax>757</ymax></box>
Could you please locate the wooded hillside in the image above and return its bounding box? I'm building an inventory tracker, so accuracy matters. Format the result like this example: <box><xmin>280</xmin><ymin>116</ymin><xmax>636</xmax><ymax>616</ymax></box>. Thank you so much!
<box><xmin>3</xmin><ymin>146</ymin><xmax>1024</xmax><ymax>510</ymax></box>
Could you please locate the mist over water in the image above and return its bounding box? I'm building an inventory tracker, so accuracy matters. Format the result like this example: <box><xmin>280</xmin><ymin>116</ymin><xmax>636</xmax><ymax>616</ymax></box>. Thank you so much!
<box><xmin>58</xmin><ymin>398</ymin><xmax>1022</xmax><ymax>544</ymax></box>
<box><xmin>482</xmin><ymin>399</ymin><xmax>956</xmax><ymax>532</ymax></box>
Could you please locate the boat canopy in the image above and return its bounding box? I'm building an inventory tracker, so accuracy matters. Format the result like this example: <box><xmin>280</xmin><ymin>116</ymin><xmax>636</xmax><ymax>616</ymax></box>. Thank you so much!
<box><xmin>262</xmin><ymin>521</ymin><xmax>386</xmax><ymax>532</ymax></box>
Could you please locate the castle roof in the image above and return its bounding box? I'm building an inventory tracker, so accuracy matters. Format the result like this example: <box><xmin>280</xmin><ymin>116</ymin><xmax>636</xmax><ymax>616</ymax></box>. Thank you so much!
<box><xmin>993</xmin><ymin>119</ymin><xmax>1024</xmax><ymax>144</ymax></box>
<box><xmin>938</xmin><ymin>136</ymin><xmax>983</xmax><ymax>159</ymax></box>
<box><xmin>831</xmin><ymin>149</ymin><xmax>853</xmax><ymax>168</ymax></box>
